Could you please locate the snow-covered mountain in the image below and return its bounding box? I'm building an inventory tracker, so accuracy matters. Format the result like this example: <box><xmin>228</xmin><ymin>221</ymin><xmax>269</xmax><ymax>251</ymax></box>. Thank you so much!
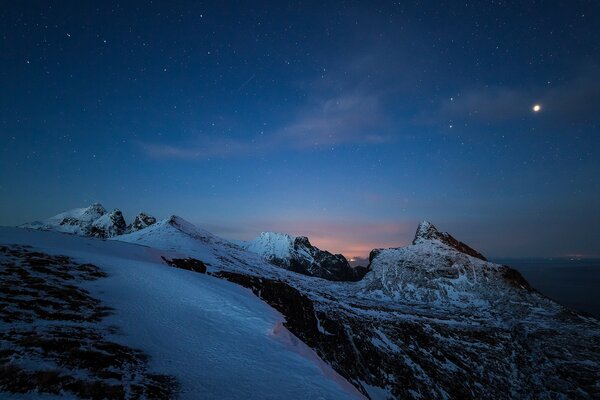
<box><xmin>0</xmin><ymin>227</ymin><xmax>361</xmax><ymax>399</ymax></box>
<box><xmin>111</xmin><ymin>216</ymin><xmax>600</xmax><ymax>399</ymax></box>
<box><xmin>9</xmin><ymin>214</ymin><xmax>600</xmax><ymax>399</ymax></box>
<box><xmin>243</xmin><ymin>232</ymin><xmax>368</xmax><ymax>281</ymax></box>
<box><xmin>21</xmin><ymin>203</ymin><xmax>157</xmax><ymax>238</ymax></box>
<box><xmin>360</xmin><ymin>221</ymin><xmax>532</xmax><ymax>305</ymax></box>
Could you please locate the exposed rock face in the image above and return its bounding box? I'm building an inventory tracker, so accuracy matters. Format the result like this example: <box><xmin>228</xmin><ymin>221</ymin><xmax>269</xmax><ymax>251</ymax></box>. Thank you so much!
<box><xmin>161</xmin><ymin>256</ymin><xmax>207</xmax><ymax>273</ymax></box>
<box><xmin>22</xmin><ymin>203</ymin><xmax>109</xmax><ymax>236</ymax></box>
<box><xmin>412</xmin><ymin>221</ymin><xmax>487</xmax><ymax>260</ymax></box>
<box><xmin>87</xmin><ymin>209</ymin><xmax>127</xmax><ymax>238</ymax></box>
<box><xmin>21</xmin><ymin>205</ymin><xmax>155</xmax><ymax>239</ymax></box>
<box><xmin>130</xmin><ymin>213</ymin><xmax>157</xmax><ymax>232</ymax></box>
<box><xmin>244</xmin><ymin>232</ymin><xmax>368</xmax><ymax>281</ymax></box>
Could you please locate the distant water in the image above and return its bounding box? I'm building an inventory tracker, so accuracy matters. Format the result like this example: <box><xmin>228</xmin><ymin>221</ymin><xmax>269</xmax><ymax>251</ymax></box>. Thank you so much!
<box><xmin>493</xmin><ymin>258</ymin><xmax>600</xmax><ymax>319</ymax></box>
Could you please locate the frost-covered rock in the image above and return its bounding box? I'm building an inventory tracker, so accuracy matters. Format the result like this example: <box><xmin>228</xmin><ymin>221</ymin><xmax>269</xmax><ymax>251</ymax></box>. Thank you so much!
<box><xmin>21</xmin><ymin>204</ymin><xmax>157</xmax><ymax>239</ymax></box>
<box><xmin>88</xmin><ymin>209</ymin><xmax>128</xmax><ymax>238</ymax></box>
<box><xmin>21</xmin><ymin>203</ymin><xmax>108</xmax><ymax>235</ymax></box>
<box><xmin>129</xmin><ymin>212</ymin><xmax>157</xmax><ymax>232</ymax></box>
<box><xmin>244</xmin><ymin>232</ymin><xmax>367</xmax><ymax>281</ymax></box>
<box><xmin>412</xmin><ymin>220</ymin><xmax>487</xmax><ymax>260</ymax></box>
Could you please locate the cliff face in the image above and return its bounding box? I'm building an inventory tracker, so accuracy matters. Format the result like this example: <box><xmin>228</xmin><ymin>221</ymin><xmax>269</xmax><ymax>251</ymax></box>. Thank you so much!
<box><xmin>244</xmin><ymin>232</ymin><xmax>367</xmax><ymax>281</ymax></box>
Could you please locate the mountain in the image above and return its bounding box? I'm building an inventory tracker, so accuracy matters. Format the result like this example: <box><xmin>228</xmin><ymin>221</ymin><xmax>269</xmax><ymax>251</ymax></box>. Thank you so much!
<box><xmin>130</xmin><ymin>212</ymin><xmax>157</xmax><ymax>232</ymax></box>
<box><xmin>88</xmin><ymin>209</ymin><xmax>127</xmax><ymax>238</ymax></box>
<box><xmin>10</xmin><ymin>214</ymin><xmax>600</xmax><ymax>399</ymax></box>
<box><xmin>115</xmin><ymin>217</ymin><xmax>600</xmax><ymax>399</ymax></box>
<box><xmin>244</xmin><ymin>232</ymin><xmax>368</xmax><ymax>281</ymax></box>
<box><xmin>412</xmin><ymin>220</ymin><xmax>487</xmax><ymax>260</ymax></box>
<box><xmin>0</xmin><ymin>226</ymin><xmax>361</xmax><ymax>399</ymax></box>
<box><xmin>21</xmin><ymin>203</ymin><xmax>156</xmax><ymax>238</ymax></box>
<box><xmin>21</xmin><ymin>203</ymin><xmax>107</xmax><ymax>235</ymax></box>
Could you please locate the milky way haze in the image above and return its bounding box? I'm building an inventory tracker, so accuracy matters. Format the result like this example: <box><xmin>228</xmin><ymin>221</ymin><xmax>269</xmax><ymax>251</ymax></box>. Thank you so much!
<box><xmin>1</xmin><ymin>1</ymin><xmax>599</xmax><ymax>258</ymax></box>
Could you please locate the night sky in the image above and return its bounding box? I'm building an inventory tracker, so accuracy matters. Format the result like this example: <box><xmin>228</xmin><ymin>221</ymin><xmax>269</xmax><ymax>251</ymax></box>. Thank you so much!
<box><xmin>1</xmin><ymin>1</ymin><xmax>599</xmax><ymax>259</ymax></box>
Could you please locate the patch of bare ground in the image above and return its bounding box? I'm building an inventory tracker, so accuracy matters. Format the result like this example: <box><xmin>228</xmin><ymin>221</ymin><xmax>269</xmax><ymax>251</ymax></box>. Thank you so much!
<box><xmin>0</xmin><ymin>245</ymin><xmax>178</xmax><ymax>398</ymax></box>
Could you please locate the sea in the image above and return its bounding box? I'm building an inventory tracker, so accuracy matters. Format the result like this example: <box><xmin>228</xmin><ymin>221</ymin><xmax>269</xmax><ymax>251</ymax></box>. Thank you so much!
<box><xmin>493</xmin><ymin>258</ymin><xmax>600</xmax><ymax>319</ymax></box>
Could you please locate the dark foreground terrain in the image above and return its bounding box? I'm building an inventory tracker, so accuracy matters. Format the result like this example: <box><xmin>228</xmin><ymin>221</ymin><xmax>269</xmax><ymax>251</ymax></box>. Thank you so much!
<box><xmin>0</xmin><ymin>245</ymin><xmax>178</xmax><ymax>399</ymax></box>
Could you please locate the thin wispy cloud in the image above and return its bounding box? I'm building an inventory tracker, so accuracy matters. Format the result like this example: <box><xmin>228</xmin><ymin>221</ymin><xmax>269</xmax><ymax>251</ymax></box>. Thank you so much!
<box><xmin>139</xmin><ymin>84</ymin><xmax>392</xmax><ymax>160</ymax></box>
<box><xmin>276</xmin><ymin>93</ymin><xmax>389</xmax><ymax>148</ymax></box>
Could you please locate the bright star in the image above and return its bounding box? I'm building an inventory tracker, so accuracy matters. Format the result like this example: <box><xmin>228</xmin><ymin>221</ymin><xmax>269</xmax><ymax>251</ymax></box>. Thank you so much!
<box><xmin>532</xmin><ymin>104</ymin><xmax>542</xmax><ymax>112</ymax></box>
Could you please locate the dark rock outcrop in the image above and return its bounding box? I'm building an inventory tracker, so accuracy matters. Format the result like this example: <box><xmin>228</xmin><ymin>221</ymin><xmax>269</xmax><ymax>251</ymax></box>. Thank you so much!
<box><xmin>289</xmin><ymin>236</ymin><xmax>368</xmax><ymax>281</ymax></box>
<box><xmin>129</xmin><ymin>213</ymin><xmax>157</xmax><ymax>232</ymax></box>
<box><xmin>161</xmin><ymin>256</ymin><xmax>207</xmax><ymax>273</ymax></box>
<box><xmin>87</xmin><ymin>209</ymin><xmax>127</xmax><ymax>238</ymax></box>
<box><xmin>246</xmin><ymin>232</ymin><xmax>368</xmax><ymax>282</ymax></box>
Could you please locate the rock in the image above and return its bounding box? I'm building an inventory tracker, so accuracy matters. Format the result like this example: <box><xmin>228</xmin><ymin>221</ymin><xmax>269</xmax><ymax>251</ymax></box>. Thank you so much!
<box><xmin>130</xmin><ymin>213</ymin><xmax>157</xmax><ymax>232</ymax></box>
<box><xmin>87</xmin><ymin>209</ymin><xmax>127</xmax><ymax>238</ymax></box>
<box><xmin>413</xmin><ymin>221</ymin><xmax>487</xmax><ymax>260</ymax></box>
<box><xmin>244</xmin><ymin>232</ymin><xmax>367</xmax><ymax>281</ymax></box>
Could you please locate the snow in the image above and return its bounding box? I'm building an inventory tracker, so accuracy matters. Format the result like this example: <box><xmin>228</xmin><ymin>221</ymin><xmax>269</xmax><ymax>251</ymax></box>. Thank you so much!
<box><xmin>1</xmin><ymin>227</ymin><xmax>364</xmax><ymax>399</ymax></box>
<box><xmin>244</xmin><ymin>232</ymin><xmax>295</xmax><ymax>261</ymax></box>
<box><xmin>20</xmin><ymin>203</ymin><xmax>107</xmax><ymax>235</ymax></box>
<box><xmin>12</xmin><ymin>216</ymin><xmax>600</xmax><ymax>399</ymax></box>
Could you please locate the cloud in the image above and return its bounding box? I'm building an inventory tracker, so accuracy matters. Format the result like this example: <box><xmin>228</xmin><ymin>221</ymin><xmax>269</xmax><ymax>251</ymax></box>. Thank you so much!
<box><xmin>139</xmin><ymin>89</ymin><xmax>391</xmax><ymax>160</ymax></box>
<box><xmin>275</xmin><ymin>93</ymin><xmax>389</xmax><ymax>148</ymax></box>
<box><xmin>139</xmin><ymin>136</ymin><xmax>255</xmax><ymax>159</ymax></box>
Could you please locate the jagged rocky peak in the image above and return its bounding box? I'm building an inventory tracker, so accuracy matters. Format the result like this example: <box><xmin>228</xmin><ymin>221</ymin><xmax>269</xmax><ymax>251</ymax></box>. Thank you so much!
<box><xmin>59</xmin><ymin>202</ymin><xmax>107</xmax><ymax>227</ymax></box>
<box><xmin>362</xmin><ymin>221</ymin><xmax>534</xmax><ymax>305</ymax></box>
<box><xmin>293</xmin><ymin>236</ymin><xmax>311</xmax><ymax>248</ymax></box>
<box><xmin>244</xmin><ymin>232</ymin><xmax>368</xmax><ymax>282</ymax></box>
<box><xmin>88</xmin><ymin>208</ymin><xmax>127</xmax><ymax>238</ymax></box>
<box><xmin>20</xmin><ymin>203</ymin><xmax>157</xmax><ymax>238</ymax></box>
<box><xmin>412</xmin><ymin>220</ymin><xmax>487</xmax><ymax>261</ymax></box>
<box><xmin>130</xmin><ymin>212</ymin><xmax>157</xmax><ymax>232</ymax></box>
<box><xmin>21</xmin><ymin>202</ymin><xmax>108</xmax><ymax>235</ymax></box>
<box><xmin>245</xmin><ymin>232</ymin><xmax>295</xmax><ymax>264</ymax></box>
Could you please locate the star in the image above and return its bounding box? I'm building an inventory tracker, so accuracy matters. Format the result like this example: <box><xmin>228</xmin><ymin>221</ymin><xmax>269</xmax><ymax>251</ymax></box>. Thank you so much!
<box><xmin>532</xmin><ymin>104</ymin><xmax>542</xmax><ymax>112</ymax></box>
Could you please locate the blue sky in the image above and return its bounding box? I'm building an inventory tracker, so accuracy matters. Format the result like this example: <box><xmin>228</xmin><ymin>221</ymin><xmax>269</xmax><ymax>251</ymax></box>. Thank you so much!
<box><xmin>1</xmin><ymin>1</ymin><xmax>599</xmax><ymax>258</ymax></box>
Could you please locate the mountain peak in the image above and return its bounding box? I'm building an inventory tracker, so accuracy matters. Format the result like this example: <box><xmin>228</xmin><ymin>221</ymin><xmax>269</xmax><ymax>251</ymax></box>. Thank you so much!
<box><xmin>244</xmin><ymin>232</ymin><xmax>367</xmax><ymax>281</ymax></box>
<box><xmin>85</xmin><ymin>202</ymin><xmax>107</xmax><ymax>216</ymax></box>
<box><xmin>130</xmin><ymin>212</ymin><xmax>157</xmax><ymax>232</ymax></box>
<box><xmin>414</xmin><ymin>220</ymin><xmax>438</xmax><ymax>241</ymax></box>
<box><xmin>293</xmin><ymin>236</ymin><xmax>311</xmax><ymax>248</ymax></box>
<box><xmin>166</xmin><ymin>215</ymin><xmax>195</xmax><ymax>231</ymax></box>
<box><xmin>412</xmin><ymin>221</ymin><xmax>487</xmax><ymax>261</ymax></box>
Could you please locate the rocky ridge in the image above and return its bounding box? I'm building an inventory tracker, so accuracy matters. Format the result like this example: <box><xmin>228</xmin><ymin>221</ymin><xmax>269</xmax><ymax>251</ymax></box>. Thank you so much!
<box><xmin>244</xmin><ymin>232</ymin><xmax>368</xmax><ymax>281</ymax></box>
<box><xmin>21</xmin><ymin>203</ymin><xmax>157</xmax><ymax>239</ymax></box>
<box><xmin>117</xmin><ymin>217</ymin><xmax>600</xmax><ymax>399</ymax></box>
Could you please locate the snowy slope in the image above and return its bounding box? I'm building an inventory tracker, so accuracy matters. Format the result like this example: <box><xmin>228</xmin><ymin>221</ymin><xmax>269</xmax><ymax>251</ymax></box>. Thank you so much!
<box><xmin>114</xmin><ymin>218</ymin><xmax>600</xmax><ymax>399</ymax></box>
<box><xmin>21</xmin><ymin>203</ymin><xmax>108</xmax><ymax>235</ymax></box>
<box><xmin>0</xmin><ymin>227</ymin><xmax>363</xmax><ymax>399</ymax></box>
<box><xmin>12</xmin><ymin>217</ymin><xmax>600</xmax><ymax>399</ymax></box>
<box><xmin>245</xmin><ymin>232</ymin><xmax>296</xmax><ymax>262</ymax></box>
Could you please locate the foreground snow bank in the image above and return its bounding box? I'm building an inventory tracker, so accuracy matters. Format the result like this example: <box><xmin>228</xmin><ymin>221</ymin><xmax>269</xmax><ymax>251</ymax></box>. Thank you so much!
<box><xmin>1</xmin><ymin>227</ymin><xmax>363</xmax><ymax>399</ymax></box>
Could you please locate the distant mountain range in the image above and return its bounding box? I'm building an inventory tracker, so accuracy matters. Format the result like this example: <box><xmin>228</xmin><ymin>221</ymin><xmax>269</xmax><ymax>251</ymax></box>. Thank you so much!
<box><xmin>21</xmin><ymin>203</ymin><xmax>157</xmax><ymax>238</ymax></box>
<box><xmin>7</xmin><ymin>203</ymin><xmax>600</xmax><ymax>399</ymax></box>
